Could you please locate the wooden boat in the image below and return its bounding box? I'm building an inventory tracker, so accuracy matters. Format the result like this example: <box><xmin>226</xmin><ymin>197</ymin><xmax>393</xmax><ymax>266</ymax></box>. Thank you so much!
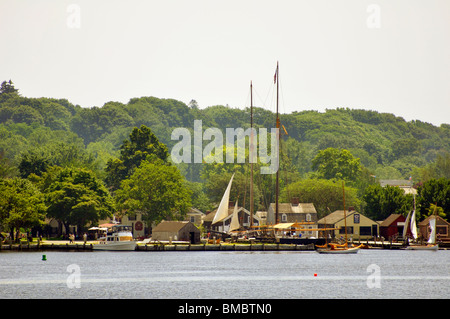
<box><xmin>316</xmin><ymin>182</ymin><xmax>360</xmax><ymax>254</ymax></box>
<box><xmin>317</xmin><ymin>244</ymin><xmax>361</xmax><ymax>254</ymax></box>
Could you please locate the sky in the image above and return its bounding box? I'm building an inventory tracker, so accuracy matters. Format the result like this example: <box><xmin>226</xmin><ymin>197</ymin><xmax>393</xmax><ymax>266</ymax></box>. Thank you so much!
<box><xmin>1</xmin><ymin>0</ymin><xmax>449</xmax><ymax>126</ymax></box>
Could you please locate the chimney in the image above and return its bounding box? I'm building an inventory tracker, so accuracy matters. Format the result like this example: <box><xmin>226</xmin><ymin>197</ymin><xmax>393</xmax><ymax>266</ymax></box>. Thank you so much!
<box><xmin>291</xmin><ymin>197</ymin><xmax>299</xmax><ymax>206</ymax></box>
<box><xmin>348</xmin><ymin>206</ymin><xmax>354</xmax><ymax>212</ymax></box>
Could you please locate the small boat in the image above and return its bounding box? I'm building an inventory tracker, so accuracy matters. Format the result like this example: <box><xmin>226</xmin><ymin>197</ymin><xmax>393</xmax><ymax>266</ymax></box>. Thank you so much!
<box><xmin>93</xmin><ymin>225</ymin><xmax>137</xmax><ymax>251</ymax></box>
<box><xmin>405</xmin><ymin>244</ymin><xmax>439</xmax><ymax>251</ymax></box>
<box><xmin>316</xmin><ymin>182</ymin><xmax>360</xmax><ymax>254</ymax></box>
<box><xmin>405</xmin><ymin>201</ymin><xmax>439</xmax><ymax>251</ymax></box>
<box><xmin>317</xmin><ymin>244</ymin><xmax>361</xmax><ymax>254</ymax></box>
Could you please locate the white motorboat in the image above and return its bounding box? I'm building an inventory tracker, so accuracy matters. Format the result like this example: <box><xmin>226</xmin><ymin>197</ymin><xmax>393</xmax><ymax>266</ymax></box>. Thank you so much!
<box><xmin>93</xmin><ymin>225</ymin><xmax>137</xmax><ymax>251</ymax></box>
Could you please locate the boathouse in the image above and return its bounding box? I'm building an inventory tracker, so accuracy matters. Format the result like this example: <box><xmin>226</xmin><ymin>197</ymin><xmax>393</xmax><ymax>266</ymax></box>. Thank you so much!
<box><xmin>317</xmin><ymin>209</ymin><xmax>379</xmax><ymax>241</ymax></box>
<box><xmin>152</xmin><ymin>221</ymin><xmax>200</xmax><ymax>244</ymax></box>
<box><xmin>379</xmin><ymin>214</ymin><xmax>410</xmax><ymax>240</ymax></box>
<box><xmin>418</xmin><ymin>215</ymin><xmax>450</xmax><ymax>243</ymax></box>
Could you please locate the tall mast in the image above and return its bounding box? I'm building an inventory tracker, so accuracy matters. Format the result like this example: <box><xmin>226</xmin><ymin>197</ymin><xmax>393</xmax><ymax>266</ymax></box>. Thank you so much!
<box><xmin>275</xmin><ymin>62</ymin><xmax>280</xmax><ymax>224</ymax></box>
<box><xmin>250</xmin><ymin>81</ymin><xmax>254</xmax><ymax>229</ymax></box>
<box><xmin>343</xmin><ymin>181</ymin><xmax>348</xmax><ymax>245</ymax></box>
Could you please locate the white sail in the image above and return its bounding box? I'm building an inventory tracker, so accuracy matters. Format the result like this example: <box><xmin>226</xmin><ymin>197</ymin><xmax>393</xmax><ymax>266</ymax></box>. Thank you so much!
<box><xmin>410</xmin><ymin>209</ymin><xmax>418</xmax><ymax>240</ymax></box>
<box><xmin>403</xmin><ymin>210</ymin><xmax>411</xmax><ymax>239</ymax></box>
<box><xmin>212</xmin><ymin>174</ymin><xmax>234</xmax><ymax>225</ymax></box>
<box><xmin>229</xmin><ymin>199</ymin><xmax>240</xmax><ymax>233</ymax></box>
<box><xmin>428</xmin><ymin>217</ymin><xmax>436</xmax><ymax>244</ymax></box>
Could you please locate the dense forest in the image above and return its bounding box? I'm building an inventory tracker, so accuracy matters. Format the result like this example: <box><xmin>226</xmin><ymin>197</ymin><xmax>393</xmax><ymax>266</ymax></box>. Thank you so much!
<box><xmin>0</xmin><ymin>80</ymin><xmax>449</xmax><ymax>239</ymax></box>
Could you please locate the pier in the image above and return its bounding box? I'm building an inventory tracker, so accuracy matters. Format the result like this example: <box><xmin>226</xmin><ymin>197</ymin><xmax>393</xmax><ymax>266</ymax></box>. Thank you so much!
<box><xmin>0</xmin><ymin>240</ymin><xmax>315</xmax><ymax>252</ymax></box>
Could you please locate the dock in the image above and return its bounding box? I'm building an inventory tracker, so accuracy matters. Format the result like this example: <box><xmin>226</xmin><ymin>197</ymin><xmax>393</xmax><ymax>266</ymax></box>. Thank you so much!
<box><xmin>0</xmin><ymin>240</ymin><xmax>315</xmax><ymax>252</ymax></box>
<box><xmin>136</xmin><ymin>242</ymin><xmax>315</xmax><ymax>251</ymax></box>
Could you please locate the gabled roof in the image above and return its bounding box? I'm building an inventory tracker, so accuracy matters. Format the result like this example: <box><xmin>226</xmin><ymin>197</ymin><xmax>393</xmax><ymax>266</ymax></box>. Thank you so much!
<box><xmin>418</xmin><ymin>215</ymin><xmax>450</xmax><ymax>226</ymax></box>
<box><xmin>269</xmin><ymin>203</ymin><xmax>317</xmax><ymax>214</ymax></box>
<box><xmin>380</xmin><ymin>214</ymin><xmax>405</xmax><ymax>227</ymax></box>
<box><xmin>152</xmin><ymin>221</ymin><xmax>192</xmax><ymax>232</ymax></box>
<box><xmin>317</xmin><ymin>210</ymin><xmax>356</xmax><ymax>224</ymax></box>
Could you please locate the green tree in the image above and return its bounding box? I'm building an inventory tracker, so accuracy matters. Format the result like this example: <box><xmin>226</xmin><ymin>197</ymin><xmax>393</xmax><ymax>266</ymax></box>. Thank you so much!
<box><xmin>281</xmin><ymin>179</ymin><xmax>360</xmax><ymax>218</ymax></box>
<box><xmin>311</xmin><ymin>148</ymin><xmax>362</xmax><ymax>183</ymax></box>
<box><xmin>0</xmin><ymin>177</ymin><xmax>46</xmax><ymax>242</ymax></box>
<box><xmin>0</xmin><ymin>80</ymin><xmax>19</xmax><ymax>95</ymax></box>
<box><xmin>115</xmin><ymin>159</ymin><xmax>192</xmax><ymax>225</ymax></box>
<box><xmin>105</xmin><ymin>125</ymin><xmax>169</xmax><ymax>191</ymax></box>
<box><xmin>363</xmin><ymin>184</ymin><xmax>413</xmax><ymax>221</ymax></box>
<box><xmin>43</xmin><ymin>167</ymin><xmax>115</xmax><ymax>236</ymax></box>
<box><xmin>417</xmin><ymin>178</ymin><xmax>449</xmax><ymax>221</ymax></box>
<box><xmin>18</xmin><ymin>153</ymin><xmax>50</xmax><ymax>178</ymax></box>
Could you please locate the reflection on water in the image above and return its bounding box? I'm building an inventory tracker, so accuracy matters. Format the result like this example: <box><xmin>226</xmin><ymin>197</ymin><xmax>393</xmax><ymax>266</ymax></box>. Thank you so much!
<box><xmin>1</xmin><ymin>250</ymin><xmax>449</xmax><ymax>299</ymax></box>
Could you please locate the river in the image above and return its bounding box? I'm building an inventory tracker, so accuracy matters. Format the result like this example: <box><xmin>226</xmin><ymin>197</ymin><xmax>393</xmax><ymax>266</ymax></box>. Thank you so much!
<box><xmin>0</xmin><ymin>249</ymin><xmax>448</xmax><ymax>299</ymax></box>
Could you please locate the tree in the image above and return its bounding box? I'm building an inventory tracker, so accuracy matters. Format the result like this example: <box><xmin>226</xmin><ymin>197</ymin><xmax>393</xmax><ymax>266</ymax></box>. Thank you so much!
<box><xmin>281</xmin><ymin>179</ymin><xmax>360</xmax><ymax>218</ymax></box>
<box><xmin>0</xmin><ymin>80</ymin><xmax>19</xmax><ymax>95</ymax></box>
<box><xmin>0</xmin><ymin>177</ymin><xmax>46</xmax><ymax>242</ymax></box>
<box><xmin>312</xmin><ymin>148</ymin><xmax>362</xmax><ymax>183</ymax></box>
<box><xmin>417</xmin><ymin>178</ymin><xmax>449</xmax><ymax>221</ymax></box>
<box><xmin>363</xmin><ymin>184</ymin><xmax>413</xmax><ymax>221</ymax></box>
<box><xmin>43</xmin><ymin>167</ymin><xmax>115</xmax><ymax>236</ymax></box>
<box><xmin>18</xmin><ymin>153</ymin><xmax>50</xmax><ymax>178</ymax></box>
<box><xmin>105</xmin><ymin>125</ymin><xmax>169</xmax><ymax>191</ymax></box>
<box><xmin>115</xmin><ymin>159</ymin><xmax>192</xmax><ymax>225</ymax></box>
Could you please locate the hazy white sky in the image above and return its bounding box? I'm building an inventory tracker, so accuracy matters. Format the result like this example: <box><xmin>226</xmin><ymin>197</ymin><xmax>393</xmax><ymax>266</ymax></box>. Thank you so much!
<box><xmin>1</xmin><ymin>0</ymin><xmax>449</xmax><ymax>126</ymax></box>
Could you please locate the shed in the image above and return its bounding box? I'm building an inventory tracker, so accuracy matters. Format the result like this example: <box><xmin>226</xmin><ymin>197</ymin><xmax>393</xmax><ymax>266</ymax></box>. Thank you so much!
<box><xmin>379</xmin><ymin>214</ymin><xmax>408</xmax><ymax>239</ymax></box>
<box><xmin>152</xmin><ymin>221</ymin><xmax>200</xmax><ymax>244</ymax></box>
<box><xmin>418</xmin><ymin>215</ymin><xmax>450</xmax><ymax>243</ymax></box>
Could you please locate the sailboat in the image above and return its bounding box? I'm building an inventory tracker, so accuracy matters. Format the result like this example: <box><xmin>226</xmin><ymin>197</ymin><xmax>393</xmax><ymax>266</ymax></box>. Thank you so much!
<box><xmin>229</xmin><ymin>199</ymin><xmax>241</xmax><ymax>233</ymax></box>
<box><xmin>211</xmin><ymin>173</ymin><xmax>235</xmax><ymax>233</ymax></box>
<box><xmin>316</xmin><ymin>182</ymin><xmax>361</xmax><ymax>254</ymax></box>
<box><xmin>406</xmin><ymin>203</ymin><xmax>439</xmax><ymax>251</ymax></box>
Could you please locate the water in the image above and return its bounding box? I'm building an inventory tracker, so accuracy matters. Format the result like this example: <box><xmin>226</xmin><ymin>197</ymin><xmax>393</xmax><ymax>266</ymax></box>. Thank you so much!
<box><xmin>0</xmin><ymin>249</ymin><xmax>449</xmax><ymax>299</ymax></box>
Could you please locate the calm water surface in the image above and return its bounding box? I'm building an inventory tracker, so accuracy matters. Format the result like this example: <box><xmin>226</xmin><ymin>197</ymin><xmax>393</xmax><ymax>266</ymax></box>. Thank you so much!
<box><xmin>0</xmin><ymin>249</ymin><xmax>449</xmax><ymax>299</ymax></box>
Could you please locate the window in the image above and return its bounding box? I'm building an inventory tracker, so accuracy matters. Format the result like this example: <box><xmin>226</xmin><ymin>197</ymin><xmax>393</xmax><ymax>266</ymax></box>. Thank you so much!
<box><xmin>281</xmin><ymin>214</ymin><xmax>287</xmax><ymax>222</ymax></box>
<box><xmin>306</xmin><ymin>213</ymin><xmax>311</xmax><ymax>222</ymax></box>
<box><xmin>353</xmin><ymin>214</ymin><xmax>360</xmax><ymax>224</ymax></box>
<box><xmin>128</xmin><ymin>214</ymin><xmax>136</xmax><ymax>221</ymax></box>
<box><xmin>190</xmin><ymin>216</ymin><xmax>195</xmax><ymax>223</ymax></box>
<box><xmin>339</xmin><ymin>226</ymin><xmax>353</xmax><ymax>234</ymax></box>
<box><xmin>360</xmin><ymin>226</ymin><xmax>372</xmax><ymax>236</ymax></box>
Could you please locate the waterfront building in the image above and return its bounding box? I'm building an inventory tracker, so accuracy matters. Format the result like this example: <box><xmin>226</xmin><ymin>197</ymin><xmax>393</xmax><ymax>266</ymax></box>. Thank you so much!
<box><xmin>267</xmin><ymin>199</ymin><xmax>318</xmax><ymax>238</ymax></box>
<box><xmin>184</xmin><ymin>208</ymin><xmax>205</xmax><ymax>227</ymax></box>
<box><xmin>318</xmin><ymin>209</ymin><xmax>379</xmax><ymax>241</ymax></box>
<box><xmin>418</xmin><ymin>215</ymin><xmax>450</xmax><ymax>244</ymax></box>
<box><xmin>203</xmin><ymin>202</ymin><xmax>261</xmax><ymax>233</ymax></box>
<box><xmin>379</xmin><ymin>214</ymin><xmax>410</xmax><ymax>240</ymax></box>
<box><xmin>151</xmin><ymin>221</ymin><xmax>200</xmax><ymax>244</ymax></box>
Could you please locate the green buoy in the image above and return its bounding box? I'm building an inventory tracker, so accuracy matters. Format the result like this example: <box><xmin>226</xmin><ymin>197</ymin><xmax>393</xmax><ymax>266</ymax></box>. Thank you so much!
<box><xmin>42</xmin><ymin>254</ymin><xmax>47</xmax><ymax>261</ymax></box>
